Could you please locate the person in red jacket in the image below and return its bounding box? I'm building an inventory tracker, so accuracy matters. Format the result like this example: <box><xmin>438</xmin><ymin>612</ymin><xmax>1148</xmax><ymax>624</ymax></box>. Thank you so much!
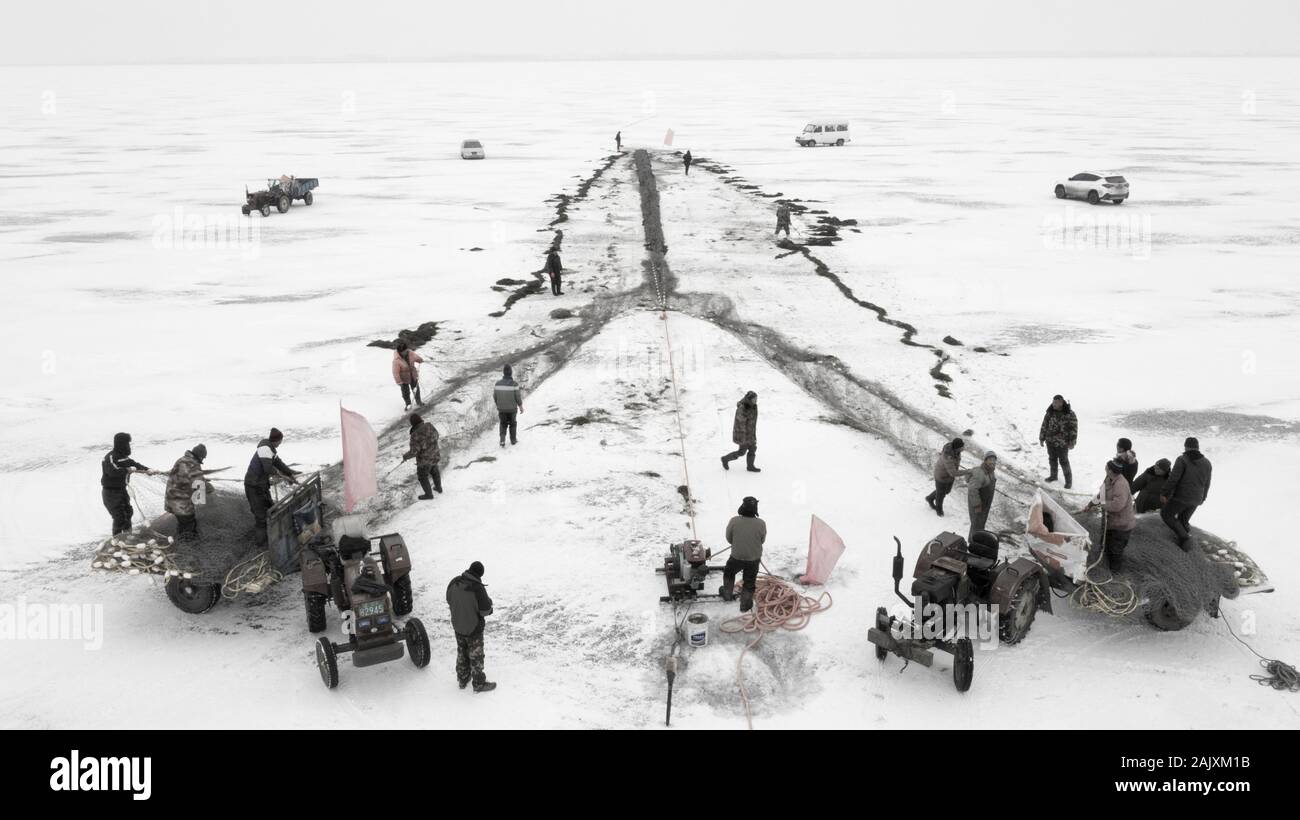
<box><xmin>392</xmin><ymin>341</ymin><xmax>424</xmax><ymax>410</ymax></box>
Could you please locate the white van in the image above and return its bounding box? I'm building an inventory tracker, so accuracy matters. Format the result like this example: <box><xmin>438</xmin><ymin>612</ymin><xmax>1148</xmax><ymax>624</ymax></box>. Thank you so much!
<box><xmin>795</xmin><ymin>121</ymin><xmax>851</xmax><ymax>147</ymax></box>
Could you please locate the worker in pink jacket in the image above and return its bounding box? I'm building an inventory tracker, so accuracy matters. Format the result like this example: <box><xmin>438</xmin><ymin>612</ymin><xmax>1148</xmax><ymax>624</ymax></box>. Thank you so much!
<box><xmin>392</xmin><ymin>341</ymin><xmax>424</xmax><ymax>410</ymax></box>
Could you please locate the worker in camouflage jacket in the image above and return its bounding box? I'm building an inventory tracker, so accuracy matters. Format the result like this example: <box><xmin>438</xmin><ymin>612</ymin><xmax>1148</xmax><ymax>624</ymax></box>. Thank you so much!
<box><xmin>1038</xmin><ymin>394</ymin><xmax>1078</xmax><ymax>489</ymax></box>
<box><xmin>446</xmin><ymin>562</ymin><xmax>496</xmax><ymax>693</ymax></box>
<box><xmin>402</xmin><ymin>413</ymin><xmax>442</xmax><ymax>500</ymax></box>
<box><xmin>720</xmin><ymin>390</ymin><xmax>760</xmax><ymax>472</ymax></box>
<box><xmin>165</xmin><ymin>444</ymin><xmax>214</xmax><ymax>541</ymax></box>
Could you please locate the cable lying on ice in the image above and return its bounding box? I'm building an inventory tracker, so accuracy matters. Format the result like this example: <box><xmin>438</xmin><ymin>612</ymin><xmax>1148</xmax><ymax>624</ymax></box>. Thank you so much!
<box><xmin>719</xmin><ymin>572</ymin><xmax>831</xmax><ymax>729</ymax></box>
<box><xmin>221</xmin><ymin>551</ymin><xmax>284</xmax><ymax>599</ymax></box>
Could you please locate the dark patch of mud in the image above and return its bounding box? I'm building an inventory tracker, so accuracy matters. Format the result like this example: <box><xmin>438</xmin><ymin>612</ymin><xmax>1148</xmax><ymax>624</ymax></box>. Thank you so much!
<box><xmin>453</xmin><ymin>455</ymin><xmax>498</xmax><ymax>470</ymax></box>
<box><xmin>547</xmin><ymin>153</ymin><xmax>623</xmax><ymax>229</ymax></box>
<box><xmin>1111</xmin><ymin>409</ymin><xmax>1300</xmax><ymax>440</ymax></box>
<box><xmin>632</xmin><ymin>150</ymin><xmax>676</xmax><ymax>301</ymax></box>
<box><xmin>565</xmin><ymin>408</ymin><xmax>612</xmax><ymax>429</ymax></box>
<box><xmin>368</xmin><ymin>321</ymin><xmax>441</xmax><ymax>350</ymax></box>
<box><xmin>550</xmin><ymin>308</ymin><xmax>575</xmax><ymax>320</ymax></box>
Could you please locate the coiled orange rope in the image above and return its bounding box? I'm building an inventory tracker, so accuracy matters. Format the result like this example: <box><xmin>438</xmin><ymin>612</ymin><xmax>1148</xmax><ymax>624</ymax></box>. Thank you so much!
<box><xmin>719</xmin><ymin>571</ymin><xmax>831</xmax><ymax>728</ymax></box>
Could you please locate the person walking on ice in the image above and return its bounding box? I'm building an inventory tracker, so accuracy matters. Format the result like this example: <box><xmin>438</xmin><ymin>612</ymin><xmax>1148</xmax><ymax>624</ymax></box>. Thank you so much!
<box><xmin>720</xmin><ymin>390</ymin><xmax>760</xmax><ymax>472</ymax></box>
<box><xmin>401</xmin><ymin>413</ymin><xmax>442</xmax><ymax>500</ymax></box>
<box><xmin>494</xmin><ymin>364</ymin><xmax>524</xmax><ymax>447</ymax></box>
<box><xmin>682</xmin><ymin>149</ymin><xmax>693</xmax><ymax>175</ymax></box>
<box><xmin>775</xmin><ymin>203</ymin><xmax>792</xmax><ymax>237</ymax></box>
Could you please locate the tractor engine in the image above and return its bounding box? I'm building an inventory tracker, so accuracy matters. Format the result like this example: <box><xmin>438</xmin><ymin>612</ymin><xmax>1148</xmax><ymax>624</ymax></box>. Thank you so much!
<box><xmin>662</xmin><ymin>540</ymin><xmax>710</xmax><ymax>602</ymax></box>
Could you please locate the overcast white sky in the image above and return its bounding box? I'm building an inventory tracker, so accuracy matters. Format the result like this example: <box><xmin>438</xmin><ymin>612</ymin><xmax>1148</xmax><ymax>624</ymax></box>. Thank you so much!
<box><xmin>3</xmin><ymin>0</ymin><xmax>1298</xmax><ymax>64</ymax></box>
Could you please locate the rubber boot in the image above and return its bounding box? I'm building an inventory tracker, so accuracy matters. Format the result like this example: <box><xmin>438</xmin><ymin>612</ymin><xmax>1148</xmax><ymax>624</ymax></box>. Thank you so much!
<box><xmin>739</xmin><ymin>589</ymin><xmax>754</xmax><ymax>613</ymax></box>
<box><xmin>718</xmin><ymin>584</ymin><xmax>735</xmax><ymax>602</ymax></box>
<box><xmin>925</xmin><ymin>493</ymin><xmax>936</xmax><ymax>511</ymax></box>
<box><xmin>473</xmin><ymin>681</ymin><xmax>497</xmax><ymax>694</ymax></box>
<box><xmin>746</xmin><ymin>450</ymin><xmax>761</xmax><ymax>473</ymax></box>
<box><xmin>721</xmin><ymin>455</ymin><xmax>731</xmax><ymax>471</ymax></box>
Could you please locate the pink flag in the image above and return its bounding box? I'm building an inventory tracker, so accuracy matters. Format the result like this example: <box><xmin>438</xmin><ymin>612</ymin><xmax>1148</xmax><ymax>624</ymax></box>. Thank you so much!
<box><xmin>340</xmin><ymin>405</ymin><xmax>378</xmax><ymax>512</ymax></box>
<box><xmin>663</xmin><ymin>128</ymin><xmax>674</xmax><ymax>146</ymax></box>
<box><xmin>798</xmin><ymin>515</ymin><xmax>846</xmax><ymax>585</ymax></box>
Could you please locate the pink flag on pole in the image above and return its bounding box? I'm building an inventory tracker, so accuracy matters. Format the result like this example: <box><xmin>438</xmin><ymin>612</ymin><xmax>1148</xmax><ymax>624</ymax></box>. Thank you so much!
<box><xmin>663</xmin><ymin>128</ymin><xmax>674</xmax><ymax>146</ymax></box>
<box><xmin>340</xmin><ymin>405</ymin><xmax>378</xmax><ymax>512</ymax></box>
<box><xmin>798</xmin><ymin>515</ymin><xmax>846</xmax><ymax>585</ymax></box>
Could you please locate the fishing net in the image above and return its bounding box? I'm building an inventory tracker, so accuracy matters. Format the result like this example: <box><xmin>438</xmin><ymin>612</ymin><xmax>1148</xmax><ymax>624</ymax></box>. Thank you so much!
<box><xmin>90</xmin><ymin>487</ymin><xmax>265</xmax><ymax>585</ymax></box>
<box><xmin>1076</xmin><ymin>511</ymin><xmax>1241</xmax><ymax>627</ymax></box>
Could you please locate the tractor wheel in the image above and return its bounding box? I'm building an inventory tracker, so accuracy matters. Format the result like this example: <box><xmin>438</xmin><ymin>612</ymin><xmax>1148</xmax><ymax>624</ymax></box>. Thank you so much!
<box><xmin>304</xmin><ymin>591</ymin><xmax>328</xmax><ymax>633</ymax></box>
<box><xmin>1145</xmin><ymin>598</ymin><xmax>1192</xmax><ymax>631</ymax></box>
<box><xmin>165</xmin><ymin>576</ymin><xmax>221</xmax><ymax>614</ymax></box>
<box><xmin>303</xmin><ymin>191</ymin><xmax>313</xmax><ymax>206</ymax></box>
<box><xmin>315</xmin><ymin>638</ymin><xmax>339</xmax><ymax>689</ymax></box>
<box><xmin>999</xmin><ymin>579</ymin><xmax>1039</xmax><ymax>645</ymax></box>
<box><xmin>953</xmin><ymin>638</ymin><xmax>974</xmax><ymax>692</ymax></box>
<box><xmin>836</xmin><ymin>139</ymin><xmax>845</xmax><ymax>146</ymax></box>
<box><xmin>391</xmin><ymin>574</ymin><xmax>413</xmax><ymax>616</ymax></box>
<box><xmin>405</xmin><ymin>618</ymin><xmax>431</xmax><ymax>669</ymax></box>
<box><xmin>1087</xmin><ymin>190</ymin><xmax>1100</xmax><ymax>205</ymax></box>
<box><xmin>241</xmin><ymin>205</ymin><xmax>251</xmax><ymax>215</ymax></box>
<box><xmin>277</xmin><ymin>195</ymin><xmax>289</xmax><ymax>213</ymax></box>
<box><xmin>1054</xmin><ymin>185</ymin><xmax>1066</xmax><ymax>199</ymax></box>
<box><xmin>259</xmin><ymin>204</ymin><xmax>271</xmax><ymax>217</ymax></box>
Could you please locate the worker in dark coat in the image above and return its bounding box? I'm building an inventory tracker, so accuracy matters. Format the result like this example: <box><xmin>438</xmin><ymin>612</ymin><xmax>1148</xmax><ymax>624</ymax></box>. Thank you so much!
<box><xmin>402</xmin><ymin>413</ymin><xmax>442</xmax><ymax>500</ymax></box>
<box><xmin>1038</xmin><ymin>394</ymin><xmax>1078</xmax><ymax>489</ymax></box>
<box><xmin>446</xmin><ymin>562</ymin><xmax>495</xmax><ymax>693</ymax></box>
<box><xmin>720</xmin><ymin>391</ymin><xmax>760</xmax><ymax>472</ymax></box>
<box><xmin>683</xmin><ymin>150</ymin><xmax>693</xmax><ymax>175</ymax></box>
<box><xmin>243</xmin><ymin>428</ymin><xmax>298</xmax><ymax>547</ymax></box>
<box><xmin>1114</xmin><ymin>438</ymin><xmax>1139</xmax><ymax>489</ymax></box>
<box><xmin>926</xmin><ymin>437</ymin><xmax>969</xmax><ymax>517</ymax></box>
<box><xmin>164</xmin><ymin>444</ymin><xmax>212</xmax><ymax>541</ymax></box>
<box><xmin>719</xmin><ymin>496</ymin><xmax>766</xmax><ymax>613</ymax></box>
<box><xmin>1161</xmin><ymin>437</ymin><xmax>1213</xmax><ymax>550</ymax></box>
<box><xmin>775</xmin><ymin>204</ymin><xmax>792</xmax><ymax>237</ymax></box>
<box><xmin>101</xmin><ymin>432</ymin><xmax>154</xmax><ymax>536</ymax></box>
<box><xmin>545</xmin><ymin>249</ymin><xmax>563</xmax><ymax>296</ymax></box>
<box><xmin>1132</xmin><ymin>458</ymin><xmax>1171</xmax><ymax>514</ymax></box>
<box><xmin>494</xmin><ymin>364</ymin><xmax>524</xmax><ymax>447</ymax></box>
<box><xmin>615</xmin><ymin>131</ymin><xmax>621</xmax><ymax>151</ymax></box>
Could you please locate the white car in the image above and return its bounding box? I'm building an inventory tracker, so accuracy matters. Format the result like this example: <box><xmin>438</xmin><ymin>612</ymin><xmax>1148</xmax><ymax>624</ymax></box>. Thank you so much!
<box><xmin>1055</xmin><ymin>171</ymin><xmax>1129</xmax><ymax>204</ymax></box>
<box><xmin>460</xmin><ymin>139</ymin><xmax>485</xmax><ymax>160</ymax></box>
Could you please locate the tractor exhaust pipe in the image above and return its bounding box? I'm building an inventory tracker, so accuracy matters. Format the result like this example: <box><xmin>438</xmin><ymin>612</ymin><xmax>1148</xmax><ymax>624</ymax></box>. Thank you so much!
<box><xmin>892</xmin><ymin>536</ymin><xmax>913</xmax><ymax>609</ymax></box>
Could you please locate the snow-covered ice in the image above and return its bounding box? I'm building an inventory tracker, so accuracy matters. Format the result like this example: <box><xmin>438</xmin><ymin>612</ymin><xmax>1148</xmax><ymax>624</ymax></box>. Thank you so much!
<box><xmin>1</xmin><ymin>59</ymin><xmax>1297</xmax><ymax>728</ymax></box>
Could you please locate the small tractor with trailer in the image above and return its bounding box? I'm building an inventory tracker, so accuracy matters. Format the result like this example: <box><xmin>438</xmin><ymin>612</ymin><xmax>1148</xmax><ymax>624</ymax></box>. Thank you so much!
<box><xmin>91</xmin><ymin>473</ymin><xmax>334</xmax><ymax>615</ymax></box>
<box><xmin>869</xmin><ymin>531</ymin><xmax>1052</xmax><ymax>692</ymax></box>
<box><xmin>300</xmin><ymin>522</ymin><xmax>429</xmax><ymax>689</ymax></box>
<box><xmin>242</xmin><ymin>175</ymin><xmax>319</xmax><ymax>216</ymax></box>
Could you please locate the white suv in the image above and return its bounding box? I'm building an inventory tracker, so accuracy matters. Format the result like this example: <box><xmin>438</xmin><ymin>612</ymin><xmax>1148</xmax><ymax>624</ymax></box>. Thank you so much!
<box><xmin>1055</xmin><ymin>171</ymin><xmax>1129</xmax><ymax>204</ymax></box>
<box><xmin>460</xmin><ymin>140</ymin><xmax>485</xmax><ymax>160</ymax></box>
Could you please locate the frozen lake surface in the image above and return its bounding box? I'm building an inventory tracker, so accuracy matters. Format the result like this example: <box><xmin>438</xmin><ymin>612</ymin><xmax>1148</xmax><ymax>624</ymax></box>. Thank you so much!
<box><xmin>1</xmin><ymin>59</ymin><xmax>1297</xmax><ymax>728</ymax></box>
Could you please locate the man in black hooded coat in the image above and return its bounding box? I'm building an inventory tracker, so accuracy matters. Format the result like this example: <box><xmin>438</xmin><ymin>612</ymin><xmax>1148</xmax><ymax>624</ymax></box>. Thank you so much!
<box><xmin>101</xmin><ymin>432</ymin><xmax>152</xmax><ymax>535</ymax></box>
<box><xmin>1161</xmin><ymin>437</ymin><xmax>1213</xmax><ymax>549</ymax></box>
